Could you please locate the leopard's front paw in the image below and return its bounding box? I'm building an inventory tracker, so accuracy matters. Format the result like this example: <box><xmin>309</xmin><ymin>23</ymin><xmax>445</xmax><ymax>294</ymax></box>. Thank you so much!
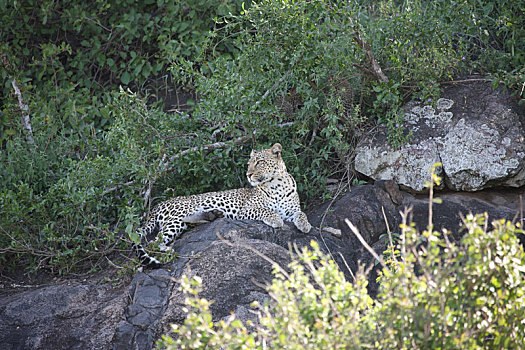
<box><xmin>295</xmin><ymin>212</ymin><xmax>311</xmax><ymax>233</ymax></box>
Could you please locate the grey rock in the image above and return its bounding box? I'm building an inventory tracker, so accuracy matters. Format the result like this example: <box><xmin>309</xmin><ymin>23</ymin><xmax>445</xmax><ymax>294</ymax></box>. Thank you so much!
<box><xmin>309</xmin><ymin>181</ymin><xmax>523</xmax><ymax>296</ymax></box>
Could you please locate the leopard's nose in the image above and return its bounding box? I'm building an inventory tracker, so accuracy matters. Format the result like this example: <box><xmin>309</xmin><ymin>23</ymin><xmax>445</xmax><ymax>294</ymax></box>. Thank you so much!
<box><xmin>246</xmin><ymin>172</ymin><xmax>252</xmax><ymax>179</ymax></box>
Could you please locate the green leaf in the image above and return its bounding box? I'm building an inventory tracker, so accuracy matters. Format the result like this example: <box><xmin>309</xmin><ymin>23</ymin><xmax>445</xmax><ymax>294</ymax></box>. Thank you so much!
<box><xmin>121</xmin><ymin>72</ymin><xmax>131</xmax><ymax>85</ymax></box>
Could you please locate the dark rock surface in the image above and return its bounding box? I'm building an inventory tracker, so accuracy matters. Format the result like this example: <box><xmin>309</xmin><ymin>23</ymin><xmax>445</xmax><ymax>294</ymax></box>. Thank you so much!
<box><xmin>0</xmin><ymin>181</ymin><xmax>522</xmax><ymax>350</ymax></box>
<box><xmin>0</xmin><ymin>282</ymin><xmax>127</xmax><ymax>350</ymax></box>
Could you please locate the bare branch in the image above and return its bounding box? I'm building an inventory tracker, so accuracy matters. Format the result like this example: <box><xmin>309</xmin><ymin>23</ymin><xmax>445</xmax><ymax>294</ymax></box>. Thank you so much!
<box><xmin>102</xmin><ymin>134</ymin><xmax>252</xmax><ymax>197</ymax></box>
<box><xmin>101</xmin><ymin>181</ymin><xmax>136</xmax><ymax>196</ymax></box>
<box><xmin>11</xmin><ymin>77</ymin><xmax>36</xmax><ymax>147</ymax></box>
<box><xmin>440</xmin><ymin>78</ymin><xmax>490</xmax><ymax>85</ymax></box>
<box><xmin>338</xmin><ymin>251</ymin><xmax>357</xmax><ymax>283</ymax></box>
<box><xmin>167</xmin><ymin>134</ymin><xmax>251</xmax><ymax>165</ymax></box>
<box><xmin>2</xmin><ymin>54</ymin><xmax>36</xmax><ymax>147</ymax></box>
<box><xmin>344</xmin><ymin>17</ymin><xmax>388</xmax><ymax>83</ymax></box>
<box><xmin>345</xmin><ymin>218</ymin><xmax>388</xmax><ymax>270</ymax></box>
<box><xmin>352</xmin><ymin>33</ymin><xmax>389</xmax><ymax>83</ymax></box>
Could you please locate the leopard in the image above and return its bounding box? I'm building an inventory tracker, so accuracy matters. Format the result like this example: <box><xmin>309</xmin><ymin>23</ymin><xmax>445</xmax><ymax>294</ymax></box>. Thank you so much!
<box><xmin>136</xmin><ymin>143</ymin><xmax>311</xmax><ymax>266</ymax></box>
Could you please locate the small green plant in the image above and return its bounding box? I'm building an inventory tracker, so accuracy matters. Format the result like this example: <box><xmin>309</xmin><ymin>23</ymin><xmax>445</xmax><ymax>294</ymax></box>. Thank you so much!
<box><xmin>376</xmin><ymin>231</ymin><xmax>402</xmax><ymax>269</ymax></box>
<box><xmin>492</xmin><ymin>66</ymin><xmax>525</xmax><ymax>105</ymax></box>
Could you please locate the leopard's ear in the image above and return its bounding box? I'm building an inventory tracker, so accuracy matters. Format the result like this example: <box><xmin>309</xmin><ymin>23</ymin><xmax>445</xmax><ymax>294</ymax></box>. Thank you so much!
<box><xmin>271</xmin><ymin>143</ymin><xmax>282</xmax><ymax>157</ymax></box>
<box><xmin>250</xmin><ymin>149</ymin><xmax>255</xmax><ymax>157</ymax></box>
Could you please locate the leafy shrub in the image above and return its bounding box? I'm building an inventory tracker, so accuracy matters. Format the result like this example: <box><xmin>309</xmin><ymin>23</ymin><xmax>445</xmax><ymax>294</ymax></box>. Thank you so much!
<box><xmin>0</xmin><ymin>88</ymin><xmax>251</xmax><ymax>273</ymax></box>
<box><xmin>160</xmin><ymin>215</ymin><xmax>525</xmax><ymax>349</ymax></box>
<box><xmin>0</xmin><ymin>0</ymin><xmax>246</xmax><ymax>145</ymax></box>
<box><xmin>175</xmin><ymin>0</ymin><xmax>376</xmax><ymax>197</ymax></box>
<box><xmin>0</xmin><ymin>0</ymin><xmax>244</xmax><ymax>91</ymax></box>
<box><xmin>363</xmin><ymin>0</ymin><xmax>524</xmax><ymax>104</ymax></box>
<box><xmin>173</xmin><ymin>0</ymin><xmax>525</xmax><ymax>188</ymax></box>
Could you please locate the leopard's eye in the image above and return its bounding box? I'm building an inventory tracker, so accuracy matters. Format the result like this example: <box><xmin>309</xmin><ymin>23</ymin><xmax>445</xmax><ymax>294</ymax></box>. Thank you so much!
<box><xmin>255</xmin><ymin>160</ymin><xmax>267</xmax><ymax>168</ymax></box>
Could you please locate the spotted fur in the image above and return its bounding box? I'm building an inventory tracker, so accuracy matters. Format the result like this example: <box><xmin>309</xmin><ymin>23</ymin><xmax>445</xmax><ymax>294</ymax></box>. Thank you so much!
<box><xmin>136</xmin><ymin>143</ymin><xmax>311</xmax><ymax>266</ymax></box>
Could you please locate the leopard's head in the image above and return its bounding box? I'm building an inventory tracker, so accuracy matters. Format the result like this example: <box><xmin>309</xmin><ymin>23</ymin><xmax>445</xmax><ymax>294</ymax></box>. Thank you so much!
<box><xmin>246</xmin><ymin>143</ymin><xmax>287</xmax><ymax>186</ymax></box>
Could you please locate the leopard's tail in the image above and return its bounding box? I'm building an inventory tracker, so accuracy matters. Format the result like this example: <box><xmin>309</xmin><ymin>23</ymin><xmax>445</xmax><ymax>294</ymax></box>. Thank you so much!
<box><xmin>134</xmin><ymin>219</ymin><xmax>163</xmax><ymax>268</ymax></box>
<box><xmin>134</xmin><ymin>242</ymin><xmax>162</xmax><ymax>267</ymax></box>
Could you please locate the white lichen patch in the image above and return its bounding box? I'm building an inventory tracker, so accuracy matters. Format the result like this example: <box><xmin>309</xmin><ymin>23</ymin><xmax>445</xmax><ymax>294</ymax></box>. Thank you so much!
<box><xmin>436</xmin><ymin>98</ymin><xmax>454</xmax><ymax>111</ymax></box>
<box><xmin>404</xmin><ymin>98</ymin><xmax>454</xmax><ymax>128</ymax></box>
<box><xmin>421</xmin><ymin>105</ymin><xmax>436</xmax><ymax>117</ymax></box>
<box><xmin>355</xmin><ymin>93</ymin><xmax>524</xmax><ymax>192</ymax></box>
<box><xmin>440</xmin><ymin>119</ymin><xmax>521</xmax><ymax>190</ymax></box>
<box><xmin>437</xmin><ymin>111</ymin><xmax>454</xmax><ymax>122</ymax></box>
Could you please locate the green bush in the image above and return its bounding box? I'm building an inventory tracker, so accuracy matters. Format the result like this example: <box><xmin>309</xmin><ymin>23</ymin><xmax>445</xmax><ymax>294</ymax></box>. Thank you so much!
<box><xmin>0</xmin><ymin>0</ymin><xmax>244</xmax><ymax>90</ymax></box>
<box><xmin>363</xmin><ymin>0</ymin><xmax>524</xmax><ymax>103</ymax></box>
<box><xmin>160</xmin><ymin>215</ymin><xmax>525</xmax><ymax>349</ymax></box>
<box><xmin>175</xmin><ymin>0</ymin><xmax>377</xmax><ymax>197</ymax></box>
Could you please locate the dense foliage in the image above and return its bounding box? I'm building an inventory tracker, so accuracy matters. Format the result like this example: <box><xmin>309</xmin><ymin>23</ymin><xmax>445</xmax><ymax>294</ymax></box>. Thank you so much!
<box><xmin>160</xmin><ymin>214</ymin><xmax>525</xmax><ymax>349</ymax></box>
<box><xmin>1</xmin><ymin>0</ymin><xmax>524</xmax><ymax>273</ymax></box>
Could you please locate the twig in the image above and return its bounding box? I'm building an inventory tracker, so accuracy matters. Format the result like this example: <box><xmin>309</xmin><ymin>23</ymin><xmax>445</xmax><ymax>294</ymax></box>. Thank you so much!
<box><xmin>439</xmin><ymin>78</ymin><xmax>490</xmax><ymax>85</ymax></box>
<box><xmin>381</xmin><ymin>206</ymin><xmax>397</xmax><ymax>264</ymax></box>
<box><xmin>254</xmin><ymin>71</ymin><xmax>292</xmax><ymax>108</ymax></box>
<box><xmin>83</xmin><ymin>16</ymin><xmax>112</xmax><ymax>33</ymax></box>
<box><xmin>345</xmin><ymin>218</ymin><xmax>388</xmax><ymax>269</ymax></box>
<box><xmin>101</xmin><ymin>180</ymin><xmax>136</xmax><ymax>196</ymax></box>
<box><xmin>338</xmin><ymin>252</ymin><xmax>356</xmax><ymax>283</ymax></box>
<box><xmin>105</xmin><ymin>256</ymin><xmax>124</xmax><ymax>269</ymax></box>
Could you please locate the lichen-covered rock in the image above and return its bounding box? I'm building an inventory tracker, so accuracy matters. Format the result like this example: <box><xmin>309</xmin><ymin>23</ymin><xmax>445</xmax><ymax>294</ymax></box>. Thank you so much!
<box><xmin>354</xmin><ymin>138</ymin><xmax>443</xmax><ymax>192</ymax></box>
<box><xmin>355</xmin><ymin>78</ymin><xmax>525</xmax><ymax>192</ymax></box>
